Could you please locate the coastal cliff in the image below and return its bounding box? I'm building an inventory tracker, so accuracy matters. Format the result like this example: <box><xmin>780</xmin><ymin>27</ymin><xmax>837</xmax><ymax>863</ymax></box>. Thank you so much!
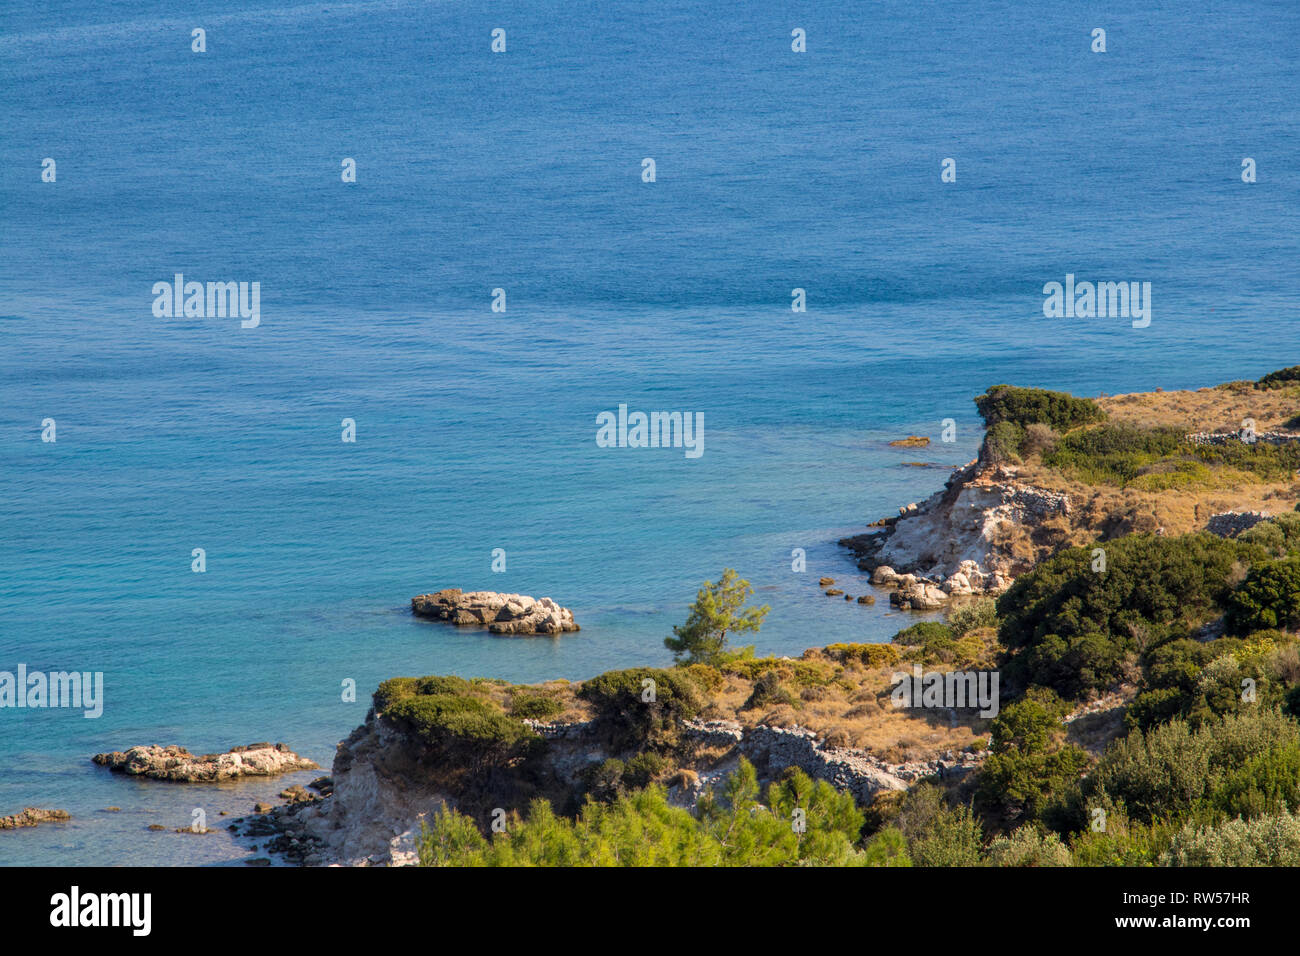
<box><xmin>256</xmin><ymin>370</ymin><xmax>1300</xmax><ymax>866</ymax></box>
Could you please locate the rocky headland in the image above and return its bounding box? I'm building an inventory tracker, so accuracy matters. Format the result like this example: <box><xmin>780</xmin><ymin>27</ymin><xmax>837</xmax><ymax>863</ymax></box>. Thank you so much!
<box><xmin>92</xmin><ymin>742</ymin><xmax>318</xmax><ymax>782</ymax></box>
<box><xmin>840</xmin><ymin>461</ymin><xmax>1061</xmax><ymax>609</ymax></box>
<box><xmin>411</xmin><ymin>588</ymin><xmax>579</xmax><ymax>635</ymax></box>
<box><xmin>253</xmin><ymin>693</ymin><xmax>986</xmax><ymax>866</ymax></box>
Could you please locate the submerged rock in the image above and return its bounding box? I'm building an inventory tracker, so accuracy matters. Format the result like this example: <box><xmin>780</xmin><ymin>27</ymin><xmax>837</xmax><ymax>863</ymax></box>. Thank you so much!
<box><xmin>0</xmin><ymin>808</ymin><xmax>70</xmax><ymax>830</ymax></box>
<box><xmin>411</xmin><ymin>588</ymin><xmax>579</xmax><ymax>635</ymax></box>
<box><xmin>91</xmin><ymin>742</ymin><xmax>318</xmax><ymax>782</ymax></box>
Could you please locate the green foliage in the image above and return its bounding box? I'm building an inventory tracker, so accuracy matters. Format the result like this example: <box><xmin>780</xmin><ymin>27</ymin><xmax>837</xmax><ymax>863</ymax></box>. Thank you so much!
<box><xmin>665</xmin><ymin>568</ymin><xmax>770</xmax><ymax>665</ymax></box>
<box><xmin>742</xmin><ymin>670</ymin><xmax>796</xmax><ymax>711</ymax></box>
<box><xmin>891</xmin><ymin>784</ymin><xmax>984</xmax><ymax>866</ymax></box>
<box><xmin>507</xmin><ymin>687</ymin><xmax>564</xmax><ymax>720</ymax></box>
<box><xmin>973</xmin><ymin>385</ymin><xmax>1106</xmax><ymax>432</ymax></box>
<box><xmin>892</xmin><ymin>621</ymin><xmax>965</xmax><ymax>664</ymax></box>
<box><xmin>997</xmin><ymin>533</ymin><xmax>1261</xmax><ymax>698</ymax></box>
<box><xmin>1257</xmin><ymin>366</ymin><xmax>1300</xmax><ymax>389</ymax></box>
<box><xmin>1237</xmin><ymin>512</ymin><xmax>1300</xmax><ymax>556</ymax></box>
<box><xmin>984</xmin><ymin>827</ymin><xmax>1073</xmax><ymax>866</ymax></box>
<box><xmin>374</xmin><ymin>675</ymin><xmax>477</xmax><ymax>713</ymax></box>
<box><xmin>1068</xmin><ymin>815</ymin><xmax>1177</xmax><ymax>866</ymax></box>
<box><xmin>681</xmin><ymin>662</ymin><xmax>725</xmax><ymax>693</ymax></box>
<box><xmin>624</xmin><ymin>751</ymin><xmax>672</xmax><ymax>789</ymax></box>
<box><xmin>373</xmin><ymin>675</ymin><xmax>538</xmax><ymax>767</ymax></box>
<box><xmin>821</xmin><ymin>643</ymin><xmax>901</xmax><ymax>668</ymax></box>
<box><xmin>576</xmin><ymin>667</ymin><xmax>703</xmax><ymax>752</ymax></box>
<box><xmin>976</xmin><ymin>694</ymin><xmax>1091</xmax><ymax>823</ymax></box>
<box><xmin>1188</xmin><ymin>438</ymin><xmax>1300</xmax><ymax>482</ymax></box>
<box><xmin>861</xmin><ymin>827</ymin><xmax>912</xmax><ymax>866</ymax></box>
<box><xmin>1025</xmin><ymin>411</ymin><xmax>1300</xmax><ymax>487</ymax></box>
<box><xmin>948</xmin><ymin>598</ymin><xmax>999</xmax><ymax>638</ymax></box>
<box><xmin>1162</xmin><ymin>810</ymin><xmax>1300</xmax><ymax>865</ymax></box>
<box><xmin>418</xmin><ymin>759</ymin><xmax>869</xmax><ymax>867</ymax></box>
<box><xmin>583</xmin><ymin>758</ymin><xmax>627</xmax><ymax>802</ymax></box>
<box><xmin>1041</xmin><ymin>423</ymin><xmax>1184</xmax><ymax>486</ymax></box>
<box><xmin>983</xmin><ymin>421</ymin><xmax>1024</xmax><ymax>465</ymax></box>
<box><xmin>1084</xmin><ymin>708</ymin><xmax>1300</xmax><ymax>825</ymax></box>
<box><xmin>1227</xmin><ymin>556</ymin><xmax>1300</xmax><ymax>633</ymax></box>
<box><xmin>721</xmin><ymin>654</ymin><xmax>838</xmax><ymax>687</ymax></box>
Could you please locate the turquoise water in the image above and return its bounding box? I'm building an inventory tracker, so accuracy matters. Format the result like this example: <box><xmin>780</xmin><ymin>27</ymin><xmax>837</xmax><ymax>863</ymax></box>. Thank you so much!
<box><xmin>1</xmin><ymin>0</ymin><xmax>1297</xmax><ymax>864</ymax></box>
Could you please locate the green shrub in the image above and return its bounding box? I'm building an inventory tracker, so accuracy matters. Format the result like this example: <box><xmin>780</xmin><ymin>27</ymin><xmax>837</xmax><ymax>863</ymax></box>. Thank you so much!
<box><xmin>984</xmin><ymin>827</ymin><xmax>1073</xmax><ymax>866</ymax></box>
<box><xmin>861</xmin><ymin>827</ymin><xmax>912</xmax><ymax>866</ymax></box>
<box><xmin>1257</xmin><ymin>366</ymin><xmax>1300</xmax><ymax>389</ymax></box>
<box><xmin>998</xmin><ymin>533</ymin><xmax>1262</xmax><ymax>698</ymax></box>
<box><xmin>373</xmin><ymin>674</ymin><xmax>539</xmax><ymax>769</ymax></box>
<box><xmin>983</xmin><ymin>421</ymin><xmax>1025</xmax><ymax>465</ymax></box>
<box><xmin>1085</xmin><ymin>708</ymin><xmax>1300</xmax><ymax>824</ymax></box>
<box><xmin>742</xmin><ymin>670</ymin><xmax>796</xmax><ymax>711</ymax></box>
<box><xmin>1125</xmin><ymin>686</ymin><xmax>1189</xmax><ymax>732</ymax></box>
<box><xmin>976</xmin><ymin>694</ymin><xmax>1091</xmax><ymax>823</ymax></box>
<box><xmin>577</xmin><ymin>667</ymin><xmax>703</xmax><ymax>752</ymax></box>
<box><xmin>974</xmin><ymin>385</ymin><xmax>1106</xmax><ymax>431</ymax></box>
<box><xmin>1068</xmin><ymin>817</ymin><xmax>1176</xmax><ymax>866</ymax></box>
<box><xmin>822</xmin><ymin>643</ymin><xmax>901</xmax><ymax>668</ymax></box>
<box><xmin>624</xmin><ymin>751</ymin><xmax>672</xmax><ymax>789</ymax></box>
<box><xmin>1162</xmin><ymin>810</ymin><xmax>1300</xmax><ymax>865</ymax></box>
<box><xmin>891</xmin><ymin>784</ymin><xmax>984</xmax><ymax>867</ymax></box>
<box><xmin>894</xmin><ymin>621</ymin><xmax>956</xmax><ymax>648</ymax></box>
<box><xmin>1041</xmin><ymin>423</ymin><xmax>1184</xmax><ymax>485</ymax></box>
<box><xmin>1227</xmin><ymin>556</ymin><xmax>1300</xmax><ymax>633</ymax></box>
<box><xmin>1238</xmin><ymin>513</ymin><xmax>1300</xmax><ymax>556</ymax></box>
<box><xmin>948</xmin><ymin>598</ymin><xmax>999</xmax><ymax>638</ymax></box>
<box><xmin>507</xmin><ymin>687</ymin><xmax>565</xmax><ymax>720</ymax></box>
<box><xmin>1189</xmin><ymin>439</ymin><xmax>1300</xmax><ymax>482</ymax></box>
<box><xmin>584</xmin><ymin>758</ymin><xmax>627</xmax><ymax>802</ymax></box>
<box><xmin>419</xmin><ymin>758</ymin><xmax>871</xmax><ymax>867</ymax></box>
<box><xmin>386</xmin><ymin>694</ymin><xmax>536</xmax><ymax>753</ymax></box>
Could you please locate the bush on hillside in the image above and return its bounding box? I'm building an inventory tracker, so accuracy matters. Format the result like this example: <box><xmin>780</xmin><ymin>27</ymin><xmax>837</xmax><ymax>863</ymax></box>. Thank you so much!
<box><xmin>974</xmin><ymin>385</ymin><xmax>1106</xmax><ymax>431</ymax></box>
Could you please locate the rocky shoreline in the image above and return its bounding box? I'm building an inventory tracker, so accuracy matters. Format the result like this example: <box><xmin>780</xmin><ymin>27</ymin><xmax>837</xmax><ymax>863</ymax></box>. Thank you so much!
<box><xmin>839</xmin><ymin>460</ymin><xmax>1063</xmax><ymax>609</ymax></box>
<box><xmin>244</xmin><ymin>701</ymin><xmax>988</xmax><ymax>866</ymax></box>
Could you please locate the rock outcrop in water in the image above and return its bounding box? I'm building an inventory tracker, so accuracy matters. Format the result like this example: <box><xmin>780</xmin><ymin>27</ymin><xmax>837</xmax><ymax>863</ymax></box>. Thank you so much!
<box><xmin>411</xmin><ymin>589</ymin><xmax>579</xmax><ymax>635</ymax></box>
<box><xmin>0</xmin><ymin>807</ymin><xmax>70</xmax><ymax>830</ymax></box>
<box><xmin>92</xmin><ymin>743</ymin><xmax>318</xmax><ymax>782</ymax></box>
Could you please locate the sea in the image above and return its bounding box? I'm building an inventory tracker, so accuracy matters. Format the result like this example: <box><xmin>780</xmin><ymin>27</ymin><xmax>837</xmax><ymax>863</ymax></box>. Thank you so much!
<box><xmin>1</xmin><ymin>0</ymin><xmax>1296</xmax><ymax>864</ymax></box>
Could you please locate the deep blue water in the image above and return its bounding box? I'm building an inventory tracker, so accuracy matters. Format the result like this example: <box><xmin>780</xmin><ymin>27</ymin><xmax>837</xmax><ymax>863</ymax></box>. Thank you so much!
<box><xmin>1</xmin><ymin>0</ymin><xmax>1297</xmax><ymax>865</ymax></box>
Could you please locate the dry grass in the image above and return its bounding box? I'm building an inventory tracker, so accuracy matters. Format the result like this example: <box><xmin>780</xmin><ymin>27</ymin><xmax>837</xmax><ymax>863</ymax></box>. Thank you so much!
<box><xmin>498</xmin><ymin>632</ymin><xmax>1003</xmax><ymax>764</ymax></box>
<box><xmin>1096</xmin><ymin>382</ymin><xmax>1300</xmax><ymax>433</ymax></box>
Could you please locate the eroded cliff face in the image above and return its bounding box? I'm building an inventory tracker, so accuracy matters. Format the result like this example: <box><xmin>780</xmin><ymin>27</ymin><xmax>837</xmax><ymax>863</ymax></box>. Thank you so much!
<box><xmin>286</xmin><ymin>718</ymin><xmax>452</xmax><ymax>865</ymax></box>
<box><xmin>273</xmin><ymin>709</ymin><xmax>985</xmax><ymax>866</ymax></box>
<box><xmin>840</xmin><ymin>461</ymin><xmax>1070</xmax><ymax>608</ymax></box>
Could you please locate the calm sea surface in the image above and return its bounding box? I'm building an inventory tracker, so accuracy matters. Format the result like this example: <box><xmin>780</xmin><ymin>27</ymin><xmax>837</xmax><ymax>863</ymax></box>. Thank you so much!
<box><xmin>1</xmin><ymin>0</ymin><xmax>1297</xmax><ymax>864</ymax></box>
